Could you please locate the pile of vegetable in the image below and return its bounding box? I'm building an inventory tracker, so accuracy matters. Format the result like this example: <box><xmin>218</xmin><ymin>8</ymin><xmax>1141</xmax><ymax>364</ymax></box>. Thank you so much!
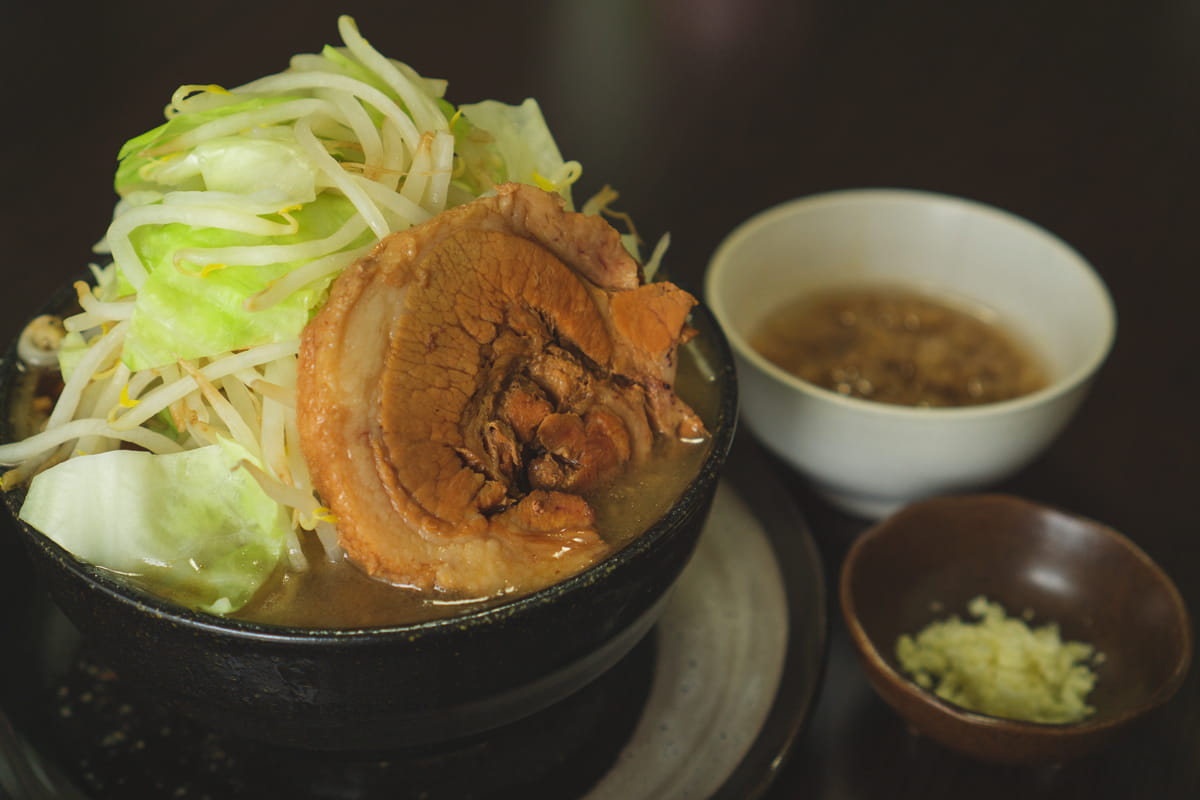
<box><xmin>0</xmin><ymin>16</ymin><xmax>656</xmax><ymax>615</ymax></box>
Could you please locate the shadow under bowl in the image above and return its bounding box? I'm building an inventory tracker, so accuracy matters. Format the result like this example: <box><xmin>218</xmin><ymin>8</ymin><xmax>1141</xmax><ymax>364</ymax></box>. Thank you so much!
<box><xmin>0</xmin><ymin>283</ymin><xmax>738</xmax><ymax>752</ymax></box>
<box><xmin>839</xmin><ymin>494</ymin><xmax>1192</xmax><ymax>764</ymax></box>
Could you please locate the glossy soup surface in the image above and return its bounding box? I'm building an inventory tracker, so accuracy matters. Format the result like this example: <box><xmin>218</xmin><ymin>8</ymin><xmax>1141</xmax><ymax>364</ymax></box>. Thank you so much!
<box><xmin>750</xmin><ymin>286</ymin><xmax>1048</xmax><ymax>408</ymax></box>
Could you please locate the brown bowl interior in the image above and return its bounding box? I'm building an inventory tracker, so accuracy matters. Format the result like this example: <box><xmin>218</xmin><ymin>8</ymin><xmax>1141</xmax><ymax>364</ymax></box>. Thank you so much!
<box><xmin>840</xmin><ymin>493</ymin><xmax>1193</xmax><ymax>763</ymax></box>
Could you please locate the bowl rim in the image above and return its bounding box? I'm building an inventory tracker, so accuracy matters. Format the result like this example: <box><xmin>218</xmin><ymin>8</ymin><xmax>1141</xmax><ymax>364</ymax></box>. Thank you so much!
<box><xmin>704</xmin><ymin>187</ymin><xmax>1118</xmax><ymax>420</ymax></box>
<box><xmin>838</xmin><ymin>492</ymin><xmax>1194</xmax><ymax>734</ymax></box>
<box><xmin>1</xmin><ymin>283</ymin><xmax>739</xmax><ymax>645</ymax></box>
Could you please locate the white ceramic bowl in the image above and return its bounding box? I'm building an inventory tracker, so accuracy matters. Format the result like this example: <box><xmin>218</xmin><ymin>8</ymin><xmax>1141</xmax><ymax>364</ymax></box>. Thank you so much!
<box><xmin>704</xmin><ymin>188</ymin><xmax>1116</xmax><ymax>518</ymax></box>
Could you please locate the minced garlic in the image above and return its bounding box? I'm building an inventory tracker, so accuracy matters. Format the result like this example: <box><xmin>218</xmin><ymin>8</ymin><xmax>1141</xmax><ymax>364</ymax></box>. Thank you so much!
<box><xmin>895</xmin><ymin>595</ymin><xmax>1101</xmax><ymax>724</ymax></box>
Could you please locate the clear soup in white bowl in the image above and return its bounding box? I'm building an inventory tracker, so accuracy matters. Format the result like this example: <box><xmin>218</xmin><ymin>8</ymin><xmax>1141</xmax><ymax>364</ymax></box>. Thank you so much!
<box><xmin>704</xmin><ymin>188</ymin><xmax>1116</xmax><ymax>518</ymax></box>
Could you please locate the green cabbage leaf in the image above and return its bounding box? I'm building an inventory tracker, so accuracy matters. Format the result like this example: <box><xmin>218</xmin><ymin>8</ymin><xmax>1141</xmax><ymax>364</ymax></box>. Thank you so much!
<box><xmin>121</xmin><ymin>193</ymin><xmax>362</xmax><ymax>370</ymax></box>
<box><xmin>457</xmin><ymin>98</ymin><xmax>578</xmax><ymax>207</ymax></box>
<box><xmin>18</xmin><ymin>439</ymin><xmax>288</xmax><ymax>614</ymax></box>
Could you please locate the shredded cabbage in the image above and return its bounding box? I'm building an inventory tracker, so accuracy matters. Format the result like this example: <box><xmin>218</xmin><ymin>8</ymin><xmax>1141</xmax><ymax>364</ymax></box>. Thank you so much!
<box><xmin>0</xmin><ymin>15</ymin><xmax>654</xmax><ymax>616</ymax></box>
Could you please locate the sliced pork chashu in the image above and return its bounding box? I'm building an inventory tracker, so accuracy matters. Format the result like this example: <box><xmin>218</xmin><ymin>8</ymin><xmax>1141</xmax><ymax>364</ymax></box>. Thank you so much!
<box><xmin>297</xmin><ymin>183</ymin><xmax>706</xmax><ymax>597</ymax></box>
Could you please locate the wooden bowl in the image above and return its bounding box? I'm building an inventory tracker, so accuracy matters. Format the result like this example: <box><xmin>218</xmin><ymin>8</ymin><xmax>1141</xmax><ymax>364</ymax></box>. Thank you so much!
<box><xmin>839</xmin><ymin>494</ymin><xmax>1192</xmax><ymax>764</ymax></box>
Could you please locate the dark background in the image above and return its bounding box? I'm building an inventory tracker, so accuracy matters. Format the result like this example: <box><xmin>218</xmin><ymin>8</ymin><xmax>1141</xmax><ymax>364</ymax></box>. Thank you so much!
<box><xmin>3</xmin><ymin>1</ymin><xmax>1198</xmax><ymax>797</ymax></box>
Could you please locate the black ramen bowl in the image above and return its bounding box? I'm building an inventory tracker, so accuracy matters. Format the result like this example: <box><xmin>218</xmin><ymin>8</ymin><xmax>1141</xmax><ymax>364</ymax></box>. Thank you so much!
<box><xmin>0</xmin><ymin>280</ymin><xmax>737</xmax><ymax>751</ymax></box>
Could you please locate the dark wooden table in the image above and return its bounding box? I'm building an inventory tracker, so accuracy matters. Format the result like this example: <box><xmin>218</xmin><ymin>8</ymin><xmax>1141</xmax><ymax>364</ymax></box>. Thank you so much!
<box><xmin>4</xmin><ymin>1</ymin><xmax>1197</xmax><ymax>797</ymax></box>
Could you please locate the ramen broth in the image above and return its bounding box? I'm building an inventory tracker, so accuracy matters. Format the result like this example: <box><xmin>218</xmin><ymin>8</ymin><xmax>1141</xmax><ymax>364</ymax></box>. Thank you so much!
<box><xmin>3</xmin><ymin>335</ymin><xmax>714</xmax><ymax>629</ymax></box>
<box><xmin>751</xmin><ymin>286</ymin><xmax>1048</xmax><ymax>407</ymax></box>
<box><xmin>6</xmin><ymin>301</ymin><xmax>716</xmax><ymax>630</ymax></box>
<box><xmin>234</xmin><ymin>342</ymin><xmax>714</xmax><ymax>628</ymax></box>
<box><xmin>237</xmin><ymin>437</ymin><xmax>706</xmax><ymax>628</ymax></box>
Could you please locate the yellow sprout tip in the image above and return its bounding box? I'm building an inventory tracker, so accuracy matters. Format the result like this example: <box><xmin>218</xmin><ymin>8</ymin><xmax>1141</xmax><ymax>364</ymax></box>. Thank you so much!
<box><xmin>531</xmin><ymin>169</ymin><xmax>557</xmax><ymax>192</ymax></box>
<box><xmin>118</xmin><ymin>385</ymin><xmax>140</xmax><ymax>408</ymax></box>
<box><xmin>181</xmin><ymin>83</ymin><xmax>231</xmax><ymax>96</ymax></box>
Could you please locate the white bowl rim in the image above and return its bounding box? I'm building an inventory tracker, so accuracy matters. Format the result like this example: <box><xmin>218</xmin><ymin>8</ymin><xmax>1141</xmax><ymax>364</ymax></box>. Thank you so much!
<box><xmin>704</xmin><ymin>187</ymin><xmax>1118</xmax><ymax>420</ymax></box>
